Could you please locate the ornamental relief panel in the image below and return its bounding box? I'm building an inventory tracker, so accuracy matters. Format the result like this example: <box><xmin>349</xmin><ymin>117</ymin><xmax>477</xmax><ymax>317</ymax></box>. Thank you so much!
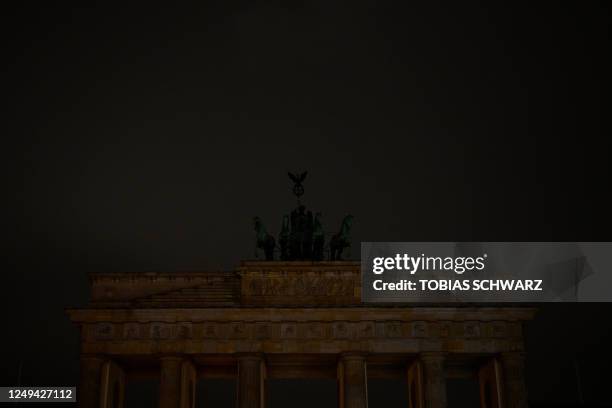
<box><xmin>411</xmin><ymin>321</ymin><xmax>427</xmax><ymax>338</ymax></box>
<box><xmin>151</xmin><ymin>323</ymin><xmax>172</xmax><ymax>339</ymax></box>
<box><xmin>92</xmin><ymin>323</ymin><xmax>114</xmax><ymax>340</ymax></box>
<box><xmin>464</xmin><ymin>321</ymin><xmax>481</xmax><ymax>338</ymax></box>
<box><xmin>356</xmin><ymin>321</ymin><xmax>376</xmax><ymax>339</ymax></box>
<box><xmin>123</xmin><ymin>323</ymin><xmax>140</xmax><ymax>339</ymax></box>
<box><xmin>86</xmin><ymin>320</ymin><xmax>519</xmax><ymax>343</ymax></box>
<box><xmin>243</xmin><ymin>274</ymin><xmax>355</xmax><ymax>297</ymax></box>
<box><xmin>383</xmin><ymin>321</ymin><xmax>402</xmax><ymax>338</ymax></box>
<box><xmin>280</xmin><ymin>323</ymin><xmax>298</xmax><ymax>339</ymax></box>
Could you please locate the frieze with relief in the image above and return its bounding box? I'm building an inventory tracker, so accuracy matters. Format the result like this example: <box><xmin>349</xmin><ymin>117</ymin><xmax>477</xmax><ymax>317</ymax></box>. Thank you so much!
<box><xmin>86</xmin><ymin>320</ymin><xmax>521</xmax><ymax>343</ymax></box>
<box><xmin>244</xmin><ymin>275</ymin><xmax>355</xmax><ymax>297</ymax></box>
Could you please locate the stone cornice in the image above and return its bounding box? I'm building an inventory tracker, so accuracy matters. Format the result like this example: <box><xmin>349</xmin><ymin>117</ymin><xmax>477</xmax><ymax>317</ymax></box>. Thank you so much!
<box><xmin>66</xmin><ymin>307</ymin><xmax>536</xmax><ymax>323</ymax></box>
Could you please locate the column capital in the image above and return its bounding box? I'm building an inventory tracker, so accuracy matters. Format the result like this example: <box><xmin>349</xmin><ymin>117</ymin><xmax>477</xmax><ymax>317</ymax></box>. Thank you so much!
<box><xmin>235</xmin><ymin>352</ymin><xmax>265</xmax><ymax>362</ymax></box>
<box><xmin>420</xmin><ymin>351</ymin><xmax>446</xmax><ymax>362</ymax></box>
<box><xmin>340</xmin><ymin>352</ymin><xmax>368</xmax><ymax>362</ymax></box>
<box><xmin>80</xmin><ymin>354</ymin><xmax>106</xmax><ymax>362</ymax></box>
<box><xmin>500</xmin><ymin>351</ymin><xmax>526</xmax><ymax>362</ymax></box>
<box><xmin>159</xmin><ymin>354</ymin><xmax>185</xmax><ymax>361</ymax></box>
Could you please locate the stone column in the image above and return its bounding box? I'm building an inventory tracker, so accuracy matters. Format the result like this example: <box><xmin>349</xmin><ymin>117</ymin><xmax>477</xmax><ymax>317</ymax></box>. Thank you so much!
<box><xmin>500</xmin><ymin>352</ymin><xmax>528</xmax><ymax>408</ymax></box>
<box><xmin>339</xmin><ymin>353</ymin><xmax>368</xmax><ymax>408</ymax></box>
<box><xmin>100</xmin><ymin>360</ymin><xmax>126</xmax><ymax>408</ymax></box>
<box><xmin>407</xmin><ymin>360</ymin><xmax>424</xmax><ymax>408</ymax></box>
<box><xmin>237</xmin><ymin>353</ymin><xmax>265</xmax><ymax>408</ymax></box>
<box><xmin>79</xmin><ymin>355</ymin><xmax>105</xmax><ymax>408</ymax></box>
<box><xmin>180</xmin><ymin>359</ymin><xmax>197</xmax><ymax>408</ymax></box>
<box><xmin>420</xmin><ymin>352</ymin><xmax>447</xmax><ymax>408</ymax></box>
<box><xmin>478</xmin><ymin>357</ymin><xmax>502</xmax><ymax>408</ymax></box>
<box><xmin>160</xmin><ymin>357</ymin><xmax>182</xmax><ymax>408</ymax></box>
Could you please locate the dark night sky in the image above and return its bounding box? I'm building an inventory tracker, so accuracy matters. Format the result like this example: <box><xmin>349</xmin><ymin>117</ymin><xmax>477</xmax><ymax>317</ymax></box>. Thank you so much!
<box><xmin>2</xmin><ymin>3</ymin><xmax>611</xmax><ymax>406</ymax></box>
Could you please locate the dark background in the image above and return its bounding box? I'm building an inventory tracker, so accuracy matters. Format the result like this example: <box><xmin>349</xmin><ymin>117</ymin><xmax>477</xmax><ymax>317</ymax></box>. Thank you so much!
<box><xmin>3</xmin><ymin>2</ymin><xmax>610</xmax><ymax>407</ymax></box>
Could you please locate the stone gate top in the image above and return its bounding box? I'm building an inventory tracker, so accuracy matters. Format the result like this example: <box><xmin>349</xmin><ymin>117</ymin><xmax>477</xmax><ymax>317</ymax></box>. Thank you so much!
<box><xmin>69</xmin><ymin>261</ymin><xmax>536</xmax><ymax>408</ymax></box>
<box><xmin>88</xmin><ymin>261</ymin><xmax>361</xmax><ymax>308</ymax></box>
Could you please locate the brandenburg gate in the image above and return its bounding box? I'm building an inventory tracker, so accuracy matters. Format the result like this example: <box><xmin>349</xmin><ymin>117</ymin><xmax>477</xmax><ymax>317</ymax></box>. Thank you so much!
<box><xmin>67</xmin><ymin>261</ymin><xmax>534</xmax><ymax>407</ymax></box>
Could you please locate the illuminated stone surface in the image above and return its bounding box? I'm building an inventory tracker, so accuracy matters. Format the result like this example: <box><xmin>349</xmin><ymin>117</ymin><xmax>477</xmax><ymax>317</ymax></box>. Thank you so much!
<box><xmin>68</xmin><ymin>261</ymin><xmax>533</xmax><ymax>407</ymax></box>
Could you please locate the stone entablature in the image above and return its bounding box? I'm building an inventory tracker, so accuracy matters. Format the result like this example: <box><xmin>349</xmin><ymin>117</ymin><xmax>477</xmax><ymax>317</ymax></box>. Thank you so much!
<box><xmin>69</xmin><ymin>262</ymin><xmax>535</xmax><ymax>408</ymax></box>
<box><xmin>68</xmin><ymin>307</ymin><xmax>531</xmax><ymax>356</ymax></box>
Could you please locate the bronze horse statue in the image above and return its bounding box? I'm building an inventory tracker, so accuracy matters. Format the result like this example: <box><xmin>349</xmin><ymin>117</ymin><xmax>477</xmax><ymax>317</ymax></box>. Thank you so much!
<box><xmin>253</xmin><ymin>216</ymin><xmax>276</xmax><ymax>260</ymax></box>
<box><xmin>329</xmin><ymin>214</ymin><xmax>354</xmax><ymax>261</ymax></box>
